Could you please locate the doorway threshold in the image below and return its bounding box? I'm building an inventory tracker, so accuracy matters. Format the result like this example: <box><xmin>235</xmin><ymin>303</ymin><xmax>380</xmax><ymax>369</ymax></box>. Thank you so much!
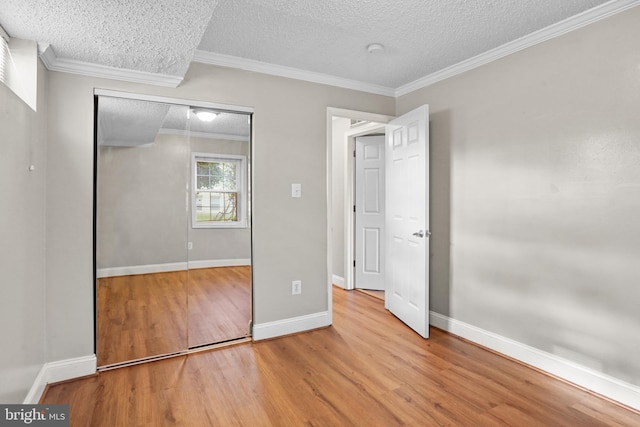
<box><xmin>356</xmin><ymin>289</ymin><xmax>384</xmax><ymax>301</ymax></box>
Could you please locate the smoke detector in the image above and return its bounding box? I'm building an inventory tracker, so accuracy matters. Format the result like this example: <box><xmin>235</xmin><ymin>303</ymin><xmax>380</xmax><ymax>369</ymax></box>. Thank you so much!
<box><xmin>366</xmin><ymin>43</ymin><xmax>385</xmax><ymax>54</ymax></box>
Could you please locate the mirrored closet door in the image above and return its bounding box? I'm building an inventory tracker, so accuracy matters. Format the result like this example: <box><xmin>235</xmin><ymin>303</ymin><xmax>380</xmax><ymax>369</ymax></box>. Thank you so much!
<box><xmin>95</xmin><ymin>94</ymin><xmax>252</xmax><ymax>367</ymax></box>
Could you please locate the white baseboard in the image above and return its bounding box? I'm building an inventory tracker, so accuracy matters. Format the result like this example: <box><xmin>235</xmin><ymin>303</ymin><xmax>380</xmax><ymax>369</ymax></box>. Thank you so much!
<box><xmin>253</xmin><ymin>311</ymin><xmax>331</xmax><ymax>341</ymax></box>
<box><xmin>188</xmin><ymin>258</ymin><xmax>251</xmax><ymax>269</ymax></box>
<box><xmin>97</xmin><ymin>262</ymin><xmax>187</xmax><ymax>278</ymax></box>
<box><xmin>332</xmin><ymin>274</ymin><xmax>345</xmax><ymax>288</ymax></box>
<box><xmin>429</xmin><ymin>311</ymin><xmax>640</xmax><ymax>411</ymax></box>
<box><xmin>97</xmin><ymin>259</ymin><xmax>251</xmax><ymax>278</ymax></box>
<box><xmin>24</xmin><ymin>355</ymin><xmax>97</xmax><ymax>404</ymax></box>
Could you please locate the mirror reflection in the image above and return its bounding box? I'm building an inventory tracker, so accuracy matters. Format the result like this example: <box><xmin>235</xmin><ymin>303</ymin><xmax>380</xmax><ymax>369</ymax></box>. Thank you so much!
<box><xmin>95</xmin><ymin>95</ymin><xmax>252</xmax><ymax>367</ymax></box>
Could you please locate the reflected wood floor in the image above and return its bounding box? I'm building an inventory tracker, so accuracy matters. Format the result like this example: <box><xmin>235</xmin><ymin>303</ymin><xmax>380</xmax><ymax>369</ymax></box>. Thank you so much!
<box><xmin>97</xmin><ymin>271</ymin><xmax>188</xmax><ymax>366</ymax></box>
<box><xmin>48</xmin><ymin>287</ymin><xmax>639</xmax><ymax>426</ymax></box>
<box><xmin>97</xmin><ymin>267</ymin><xmax>251</xmax><ymax>366</ymax></box>
<box><xmin>188</xmin><ymin>266</ymin><xmax>252</xmax><ymax>347</ymax></box>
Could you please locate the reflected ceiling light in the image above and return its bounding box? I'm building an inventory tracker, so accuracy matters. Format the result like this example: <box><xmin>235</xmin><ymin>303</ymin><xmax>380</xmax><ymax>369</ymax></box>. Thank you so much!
<box><xmin>193</xmin><ymin>109</ymin><xmax>217</xmax><ymax>122</ymax></box>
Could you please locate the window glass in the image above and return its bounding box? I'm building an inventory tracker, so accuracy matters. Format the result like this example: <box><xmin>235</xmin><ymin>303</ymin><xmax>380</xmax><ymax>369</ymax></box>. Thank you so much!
<box><xmin>193</xmin><ymin>155</ymin><xmax>246</xmax><ymax>228</ymax></box>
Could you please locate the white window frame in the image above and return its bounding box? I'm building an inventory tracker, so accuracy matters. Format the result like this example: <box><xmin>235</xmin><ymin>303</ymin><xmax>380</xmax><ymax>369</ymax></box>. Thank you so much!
<box><xmin>191</xmin><ymin>152</ymin><xmax>247</xmax><ymax>229</ymax></box>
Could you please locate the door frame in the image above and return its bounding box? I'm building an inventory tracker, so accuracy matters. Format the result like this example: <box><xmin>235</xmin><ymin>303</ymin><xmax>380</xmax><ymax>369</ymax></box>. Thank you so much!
<box><xmin>326</xmin><ymin>107</ymin><xmax>394</xmax><ymax>322</ymax></box>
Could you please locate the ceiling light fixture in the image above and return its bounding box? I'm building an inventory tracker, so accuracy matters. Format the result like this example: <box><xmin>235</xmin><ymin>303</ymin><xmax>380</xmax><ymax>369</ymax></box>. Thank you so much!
<box><xmin>366</xmin><ymin>43</ymin><xmax>385</xmax><ymax>54</ymax></box>
<box><xmin>193</xmin><ymin>109</ymin><xmax>217</xmax><ymax>122</ymax></box>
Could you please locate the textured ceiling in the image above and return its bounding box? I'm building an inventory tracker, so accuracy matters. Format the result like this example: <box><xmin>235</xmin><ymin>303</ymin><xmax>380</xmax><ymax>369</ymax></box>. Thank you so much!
<box><xmin>0</xmin><ymin>0</ymin><xmax>218</xmax><ymax>76</ymax></box>
<box><xmin>0</xmin><ymin>0</ymin><xmax>614</xmax><ymax>88</ymax></box>
<box><xmin>97</xmin><ymin>97</ymin><xmax>250</xmax><ymax>146</ymax></box>
<box><xmin>97</xmin><ymin>98</ymin><xmax>172</xmax><ymax>146</ymax></box>
<box><xmin>198</xmin><ymin>0</ymin><xmax>609</xmax><ymax>87</ymax></box>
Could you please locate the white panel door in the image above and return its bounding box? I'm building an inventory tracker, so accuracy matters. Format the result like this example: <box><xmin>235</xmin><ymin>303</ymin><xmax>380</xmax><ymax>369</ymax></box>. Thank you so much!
<box><xmin>384</xmin><ymin>105</ymin><xmax>430</xmax><ymax>338</ymax></box>
<box><xmin>355</xmin><ymin>135</ymin><xmax>385</xmax><ymax>291</ymax></box>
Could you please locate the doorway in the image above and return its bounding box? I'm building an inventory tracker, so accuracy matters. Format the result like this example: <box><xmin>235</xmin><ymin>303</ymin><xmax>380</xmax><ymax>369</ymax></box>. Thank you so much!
<box><xmin>94</xmin><ymin>90</ymin><xmax>254</xmax><ymax>368</ymax></box>
<box><xmin>326</xmin><ymin>108</ymin><xmax>393</xmax><ymax>320</ymax></box>
<box><xmin>326</xmin><ymin>106</ymin><xmax>431</xmax><ymax>339</ymax></box>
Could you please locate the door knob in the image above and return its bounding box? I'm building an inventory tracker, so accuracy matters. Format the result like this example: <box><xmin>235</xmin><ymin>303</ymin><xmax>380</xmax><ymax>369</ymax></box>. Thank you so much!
<box><xmin>412</xmin><ymin>230</ymin><xmax>431</xmax><ymax>238</ymax></box>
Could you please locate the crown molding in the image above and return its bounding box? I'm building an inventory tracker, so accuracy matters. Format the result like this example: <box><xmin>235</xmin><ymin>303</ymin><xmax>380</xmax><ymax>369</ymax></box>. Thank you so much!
<box><xmin>38</xmin><ymin>44</ymin><xmax>183</xmax><ymax>88</ymax></box>
<box><xmin>34</xmin><ymin>0</ymin><xmax>640</xmax><ymax>97</ymax></box>
<box><xmin>0</xmin><ymin>24</ymin><xmax>9</xmax><ymax>42</ymax></box>
<box><xmin>193</xmin><ymin>50</ymin><xmax>395</xmax><ymax>97</ymax></box>
<box><xmin>395</xmin><ymin>0</ymin><xmax>640</xmax><ymax>96</ymax></box>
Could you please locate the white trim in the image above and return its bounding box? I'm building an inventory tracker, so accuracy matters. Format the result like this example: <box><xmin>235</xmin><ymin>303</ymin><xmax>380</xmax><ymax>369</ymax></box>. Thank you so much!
<box><xmin>342</xmin><ymin>122</ymin><xmax>387</xmax><ymax>291</ymax></box>
<box><xmin>193</xmin><ymin>50</ymin><xmax>395</xmax><ymax>97</ymax></box>
<box><xmin>430</xmin><ymin>311</ymin><xmax>640</xmax><ymax>411</ymax></box>
<box><xmin>96</xmin><ymin>262</ymin><xmax>187</xmax><ymax>278</ymax></box>
<box><xmin>24</xmin><ymin>355</ymin><xmax>96</xmax><ymax>404</ymax></box>
<box><xmin>96</xmin><ymin>259</ymin><xmax>250</xmax><ymax>278</ymax></box>
<box><xmin>332</xmin><ymin>275</ymin><xmax>345</xmax><ymax>288</ymax></box>
<box><xmin>396</xmin><ymin>0</ymin><xmax>640</xmax><ymax>96</ymax></box>
<box><xmin>252</xmin><ymin>311</ymin><xmax>331</xmax><ymax>341</ymax></box>
<box><xmin>188</xmin><ymin>258</ymin><xmax>251</xmax><ymax>269</ymax></box>
<box><xmin>327</xmin><ymin>108</ymin><xmax>394</xmax><ymax>124</ymax></box>
<box><xmin>94</xmin><ymin>88</ymin><xmax>255</xmax><ymax>114</ymax></box>
<box><xmin>39</xmin><ymin>44</ymin><xmax>182</xmax><ymax>88</ymax></box>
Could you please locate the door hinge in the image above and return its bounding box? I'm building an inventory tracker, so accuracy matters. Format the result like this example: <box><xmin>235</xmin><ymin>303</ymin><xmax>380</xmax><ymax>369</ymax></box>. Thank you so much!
<box><xmin>353</xmin><ymin>150</ymin><xmax>356</xmax><ymax>157</ymax></box>
<box><xmin>353</xmin><ymin>205</ymin><xmax>356</xmax><ymax>212</ymax></box>
<box><xmin>353</xmin><ymin>260</ymin><xmax>356</xmax><ymax>267</ymax></box>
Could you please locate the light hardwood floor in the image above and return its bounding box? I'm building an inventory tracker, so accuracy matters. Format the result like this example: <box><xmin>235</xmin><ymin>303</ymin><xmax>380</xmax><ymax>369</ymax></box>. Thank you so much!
<box><xmin>187</xmin><ymin>266</ymin><xmax>252</xmax><ymax>347</ymax></box>
<box><xmin>97</xmin><ymin>266</ymin><xmax>251</xmax><ymax>366</ymax></box>
<box><xmin>97</xmin><ymin>271</ymin><xmax>189</xmax><ymax>366</ymax></box>
<box><xmin>49</xmin><ymin>287</ymin><xmax>639</xmax><ymax>426</ymax></box>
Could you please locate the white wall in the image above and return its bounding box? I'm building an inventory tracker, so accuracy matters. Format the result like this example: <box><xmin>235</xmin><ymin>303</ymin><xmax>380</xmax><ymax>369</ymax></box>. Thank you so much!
<box><xmin>398</xmin><ymin>6</ymin><xmax>640</xmax><ymax>386</ymax></box>
<box><xmin>0</xmin><ymin>60</ymin><xmax>47</xmax><ymax>402</ymax></box>
<box><xmin>44</xmin><ymin>63</ymin><xmax>395</xmax><ymax>362</ymax></box>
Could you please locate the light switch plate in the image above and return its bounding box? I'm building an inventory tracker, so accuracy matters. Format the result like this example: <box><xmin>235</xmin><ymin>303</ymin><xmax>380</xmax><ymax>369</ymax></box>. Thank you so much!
<box><xmin>292</xmin><ymin>183</ymin><xmax>302</xmax><ymax>198</ymax></box>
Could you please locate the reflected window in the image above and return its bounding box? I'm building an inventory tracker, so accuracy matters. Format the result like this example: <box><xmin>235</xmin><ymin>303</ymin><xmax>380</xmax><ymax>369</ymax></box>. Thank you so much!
<box><xmin>192</xmin><ymin>153</ymin><xmax>247</xmax><ymax>228</ymax></box>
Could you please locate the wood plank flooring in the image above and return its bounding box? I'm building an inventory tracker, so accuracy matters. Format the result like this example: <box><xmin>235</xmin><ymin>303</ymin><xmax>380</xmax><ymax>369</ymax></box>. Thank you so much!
<box><xmin>97</xmin><ymin>267</ymin><xmax>251</xmax><ymax>366</ymax></box>
<box><xmin>48</xmin><ymin>287</ymin><xmax>639</xmax><ymax>426</ymax></box>
<box><xmin>187</xmin><ymin>266</ymin><xmax>252</xmax><ymax>347</ymax></box>
<box><xmin>97</xmin><ymin>271</ymin><xmax>188</xmax><ymax>366</ymax></box>
<box><xmin>357</xmin><ymin>288</ymin><xmax>385</xmax><ymax>301</ymax></box>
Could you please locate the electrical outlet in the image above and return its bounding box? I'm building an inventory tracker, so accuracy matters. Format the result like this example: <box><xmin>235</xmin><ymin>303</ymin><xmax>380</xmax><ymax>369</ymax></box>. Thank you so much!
<box><xmin>187</xmin><ymin>242</ymin><xmax>193</xmax><ymax>250</ymax></box>
<box><xmin>292</xmin><ymin>280</ymin><xmax>302</xmax><ymax>295</ymax></box>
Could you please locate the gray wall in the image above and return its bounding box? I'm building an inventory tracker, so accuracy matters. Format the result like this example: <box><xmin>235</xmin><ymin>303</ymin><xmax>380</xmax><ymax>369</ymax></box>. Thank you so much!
<box><xmin>97</xmin><ymin>134</ymin><xmax>250</xmax><ymax>269</ymax></box>
<box><xmin>44</xmin><ymin>63</ymin><xmax>394</xmax><ymax>362</ymax></box>
<box><xmin>331</xmin><ymin>118</ymin><xmax>350</xmax><ymax>280</ymax></box>
<box><xmin>0</xmin><ymin>61</ymin><xmax>47</xmax><ymax>402</ymax></box>
<box><xmin>398</xmin><ymin>7</ymin><xmax>640</xmax><ymax>385</ymax></box>
<box><xmin>97</xmin><ymin>134</ymin><xmax>189</xmax><ymax>268</ymax></box>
